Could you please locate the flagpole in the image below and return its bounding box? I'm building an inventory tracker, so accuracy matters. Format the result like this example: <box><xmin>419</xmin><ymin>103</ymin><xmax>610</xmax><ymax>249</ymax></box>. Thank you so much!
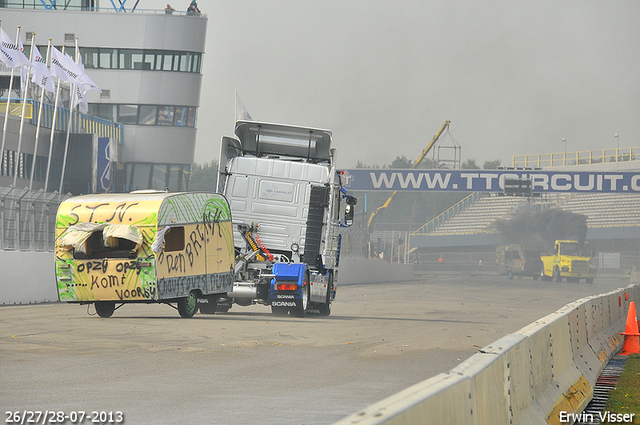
<box><xmin>13</xmin><ymin>28</ymin><xmax>33</xmax><ymax>186</ymax></box>
<box><xmin>44</xmin><ymin>45</ymin><xmax>65</xmax><ymax>192</ymax></box>
<box><xmin>30</xmin><ymin>39</ymin><xmax>51</xmax><ymax>190</ymax></box>
<box><xmin>0</xmin><ymin>26</ymin><xmax>21</xmax><ymax>180</ymax></box>
<box><xmin>58</xmin><ymin>40</ymin><xmax>78</xmax><ymax>193</ymax></box>
<box><xmin>0</xmin><ymin>66</ymin><xmax>14</xmax><ymax>172</ymax></box>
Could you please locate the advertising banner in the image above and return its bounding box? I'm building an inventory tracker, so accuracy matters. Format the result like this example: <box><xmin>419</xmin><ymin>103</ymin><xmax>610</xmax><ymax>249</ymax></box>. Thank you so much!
<box><xmin>339</xmin><ymin>169</ymin><xmax>640</xmax><ymax>193</ymax></box>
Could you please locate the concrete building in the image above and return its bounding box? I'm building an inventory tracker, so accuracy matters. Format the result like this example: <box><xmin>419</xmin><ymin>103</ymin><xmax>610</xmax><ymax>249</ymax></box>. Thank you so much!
<box><xmin>0</xmin><ymin>1</ymin><xmax>207</xmax><ymax>193</ymax></box>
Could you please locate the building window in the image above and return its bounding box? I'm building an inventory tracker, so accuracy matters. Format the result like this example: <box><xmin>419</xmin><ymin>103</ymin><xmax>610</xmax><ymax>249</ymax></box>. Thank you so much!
<box><xmin>88</xmin><ymin>104</ymin><xmax>116</xmax><ymax>122</ymax></box>
<box><xmin>157</xmin><ymin>106</ymin><xmax>175</xmax><ymax>126</ymax></box>
<box><xmin>99</xmin><ymin>48</ymin><xmax>116</xmax><ymax>69</ymax></box>
<box><xmin>151</xmin><ymin>164</ymin><xmax>169</xmax><ymax>189</ymax></box>
<box><xmin>118</xmin><ymin>49</ymin><xmax>143</xmax><ymax>70</ymax></box>
<box><xmin>188</xmin><ymin>53</ymin><xmax>200</xmax><ymax>73</ymax></box>
<box><xmin>129</xmin><ymin>163</ymin><xmax>152</xmax><ymax>191</ymax></box>
<box><xmin>126</xmin><ymin>163</ymin><xmax>190</xmax><ymax>192</ymax></box>
<box><xmin>73</xmin><ymin>47</ymin><xmax>202</xmax><ymax>73</ymax></box>
<box><xmin>89</xmin><ymin>104</ymin><xmax>196</xmax><ymax>127</ymax></box>
<box><xmin>178</xmin><ymin>53</ymin><xmax>188</xmax><ymax>72</ymax></box>
<box><xmin>174</xmin><ymin>107</ymin><xmax>188</xmax><ymax>126</ymax></box>
<box><xmin>168</xmin><ymin>164</ymin><xmax>188</xmax><ymax>191</ymax></box>
<box><xmin>187</xmin><ymin>108</ymin><xmax>196</xmax><ymax>127</ymax></box>
<box><xmin>138</xmin><ymin>105</ymin><xmax>157</xmax><ymax>125</ymax></box>
<box><xmin>117</xmin><ymin>105</ymin><xmax>138</xmax><ymax>124</ymax></box>
<box><xmin>82</xmin><ymin>48</ymin><xmax>99</xmax><ymax>69</ymax></box>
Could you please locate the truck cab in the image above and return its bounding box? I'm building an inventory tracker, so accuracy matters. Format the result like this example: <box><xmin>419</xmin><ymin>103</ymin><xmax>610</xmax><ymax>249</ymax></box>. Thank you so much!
<box><xmin>540</xmin><ymin>240</ymin><xmax>596</xmax><ymax>283</ymax></box>
<box><xmin>216</xmin><ymin>121</ymin><xmax>356</xmax><ymax>316</ymax></box>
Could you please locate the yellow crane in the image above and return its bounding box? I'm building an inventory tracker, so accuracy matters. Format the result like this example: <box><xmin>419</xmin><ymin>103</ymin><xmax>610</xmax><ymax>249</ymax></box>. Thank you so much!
<box><xmin>366</xmin><ymin>120</ymin><xmax>451</xmax><ymax>230</ymax></box>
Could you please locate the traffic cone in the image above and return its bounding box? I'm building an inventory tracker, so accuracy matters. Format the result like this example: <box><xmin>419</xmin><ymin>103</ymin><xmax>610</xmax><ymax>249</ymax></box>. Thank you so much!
<box><xmin>619</xmin><ymin>301</ymin><xmax>640</xmax><ymax>355</ymax></box>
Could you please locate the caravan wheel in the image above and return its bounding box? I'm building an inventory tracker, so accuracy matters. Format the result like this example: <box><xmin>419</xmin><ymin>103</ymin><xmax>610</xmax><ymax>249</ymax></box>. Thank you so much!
<box><xmin>95</xmin><ymin>302</ymin><xmax>115</xmax><ymax>318</ymax></box>
<box><xmin>178</xmin><ymin>292</ymin><xmax>198</xmax><ymax>318</ymax></box>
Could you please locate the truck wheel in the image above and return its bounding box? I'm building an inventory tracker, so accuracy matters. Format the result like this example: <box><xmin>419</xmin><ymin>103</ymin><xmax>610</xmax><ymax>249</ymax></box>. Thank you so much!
<box><xmin>533</xmin><ymin>274</ymin><xmax>539</xmax><ymax>281</ymax></box>
<box><xmin>318</xmin><ymin>281</ymin><xmax>333</xmax><ymax>317</ymax></box>
<box><xmin>553</xmin><ymin>267</ymin><xmax>563</xmax><ymax>282</ymax></box>
<box><xmin>586</xmin><ymin>278</ymin><xmax>594</xmax><ymax>284</ymax></box>
<box><xmin>540</xmin><ymin>267</ymin><xmax>551</xmax><ymax>281</ymax></box>
<box><xmin>293</xmin><ymin>273</ymin><xmax>310</xmax><ymax>318</ymax></box>
<box><xmin>95</xmin><ymin>301</ymin><xmax>115</xmax><ymax>318</ymax></box>
<box><xmin>199</xmin><ymin>301</ymin><xmax>217</xmax><ymax>314</ymax></box>
<box><xmin>178</xmin><ymin>291</ymin><xmax>198</xmax><ymax>318</ymax></box>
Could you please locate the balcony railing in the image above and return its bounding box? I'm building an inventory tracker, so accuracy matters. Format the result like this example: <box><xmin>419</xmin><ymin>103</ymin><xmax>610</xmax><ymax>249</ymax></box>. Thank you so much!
<box><xmin>1</xmin><ymin>98</ymin><xmax>123</xmax><ymax>143</ymax></box>
<box><xmin>0</xmin><ymin>2</ymin><xmax>205</xmax><ymax>16</ymax></box>
<box><xmin>512</xmin><ymin>148</ymin><xmax>640</xmax><ymax>168</ymax></box>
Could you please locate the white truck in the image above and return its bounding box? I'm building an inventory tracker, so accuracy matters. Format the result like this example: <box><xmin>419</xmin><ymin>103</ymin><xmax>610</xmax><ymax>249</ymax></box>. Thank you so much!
<box><xmin>205</xmin><ymin>120</ymin><xmax>357</xmax><ymax>317</ymax></box>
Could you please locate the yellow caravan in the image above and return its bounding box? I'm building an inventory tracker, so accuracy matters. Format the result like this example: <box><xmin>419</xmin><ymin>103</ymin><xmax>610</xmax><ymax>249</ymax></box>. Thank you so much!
<box><xmin>54</xmin><ymin>191</ymin><xmax>234</xmax><ymax>318</ymax></box>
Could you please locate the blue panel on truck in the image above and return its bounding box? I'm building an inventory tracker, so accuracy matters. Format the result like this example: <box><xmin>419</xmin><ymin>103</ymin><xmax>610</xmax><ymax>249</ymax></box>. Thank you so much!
<box><xmin>272</xmin><ymin>263</ymin><xmax>307</xmax><ymax>281</ymax></box>
<box><xmin>270</xmin><ymin>263</ymin><xmax>308</xmax><ymax>300</ymax></box>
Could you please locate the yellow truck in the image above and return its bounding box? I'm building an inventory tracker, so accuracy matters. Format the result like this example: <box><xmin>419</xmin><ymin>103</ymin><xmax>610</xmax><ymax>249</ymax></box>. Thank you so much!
<box><xmin>54</xmin><ymin>191</ymin><xmax>235</xmax><ymax>317</ymax></box>
<box><xmin>540</xmin><ymin>240</ymin><xmax>596</xmax><ymax>284</ymax></box>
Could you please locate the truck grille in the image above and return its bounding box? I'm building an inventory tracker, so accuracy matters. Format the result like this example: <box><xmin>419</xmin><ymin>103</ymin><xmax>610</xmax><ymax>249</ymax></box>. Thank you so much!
<box><xmin>571</xmin><ymin>260</ymin><xmax>589</xmax><ymax>273</ymax></box>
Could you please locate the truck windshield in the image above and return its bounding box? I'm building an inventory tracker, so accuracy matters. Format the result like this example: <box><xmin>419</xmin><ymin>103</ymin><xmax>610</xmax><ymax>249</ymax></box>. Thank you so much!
<box><xmin>559</xmin><ymin>243</ymin><xmax>588</xmax><ymax>256</ymax></box>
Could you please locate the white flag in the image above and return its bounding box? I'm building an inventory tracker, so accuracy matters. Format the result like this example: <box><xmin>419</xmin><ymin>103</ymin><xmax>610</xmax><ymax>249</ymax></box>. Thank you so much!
<box><xmin>30</xmin><ymin>45</ymin><xmax>54</xmax><ymax>93</ymax></box>
<box><xmin>70</xmin><ymin>50</ymin><xmax>99</xmax><ymax>113</ymax></box>
<box><xmin>71</xmin><ymin>83</ymin><xmax>89</xmax><ymax>114</ymax></box>
<box><xmin>0</xmin><ymin>28</ymin><xmax>31</xmax><ymax>69</ymax></box>
<box><xmin>50</xmin><ymin>46</ymin><xmax>83</xmax><ymax>85</ymax></box>
<box><xmin>236</xmin><ymin>93</ymin><xmax>253</xmax><ymax>121</ymax></box>
<box><xmin>18</xmin><ymin>34</ymin><xmax>30</xmax><ymax>94</ymax></box>
<box><xmin>77</xmin><ymin>53</ymin><xmax>101</xmax><ymax>93</ymax></box>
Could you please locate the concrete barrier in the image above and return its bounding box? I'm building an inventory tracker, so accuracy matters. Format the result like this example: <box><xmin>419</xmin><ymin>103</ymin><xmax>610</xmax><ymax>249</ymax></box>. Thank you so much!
<box><xmin>335</xmin><ymin>284</ymin><xmax>639</xmax><ymax>425</ymax></box>
<box><xmin>0</xmin><ymin>251</ymin><xmax>57</xmax><ymax>305</ymax></box>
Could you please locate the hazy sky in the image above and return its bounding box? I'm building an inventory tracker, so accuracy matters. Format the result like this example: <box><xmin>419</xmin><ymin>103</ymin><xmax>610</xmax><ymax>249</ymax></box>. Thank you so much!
<box><xmin>149</xmin><ymin>0</ymin><xmax>640</xmax><ymax>168</ymax></box>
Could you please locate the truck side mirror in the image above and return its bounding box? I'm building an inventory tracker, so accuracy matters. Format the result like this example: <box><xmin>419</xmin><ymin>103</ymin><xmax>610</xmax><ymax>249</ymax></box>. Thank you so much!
<box><xmin>344</xmin><ymin>204</ymin><xmax>354</xmax><ymax>227</ymax></box>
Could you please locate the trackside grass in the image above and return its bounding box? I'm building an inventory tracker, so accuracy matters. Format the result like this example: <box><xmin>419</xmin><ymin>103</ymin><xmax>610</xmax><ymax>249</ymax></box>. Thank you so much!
<box><xmin>602</xmin><ymin>354</ymin><xmax>640</xmax><ymax>424</ymax></box>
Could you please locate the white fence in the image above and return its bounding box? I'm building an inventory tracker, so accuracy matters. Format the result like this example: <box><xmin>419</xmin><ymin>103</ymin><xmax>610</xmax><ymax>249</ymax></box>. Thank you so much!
<box><xmin>0</xmin><ymin>187</ymin><xmax>69</xmax><ymax>252</ymax></box>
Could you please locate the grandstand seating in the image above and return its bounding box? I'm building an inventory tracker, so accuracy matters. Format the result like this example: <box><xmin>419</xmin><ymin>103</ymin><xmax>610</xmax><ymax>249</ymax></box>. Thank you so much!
<box><xmin>420</xmin><ymin>194</ymin><xmax>547</xmax><ymax>235</ymax></box>
<box><xmin>554</xmin><ymin>193</ymin><xmax>640</xmax><ymax>228</ymax></box>
<box><xmin>417</xmin><ymin>192</ymin><xmax>640</xmax><ymax>235</ymax></box>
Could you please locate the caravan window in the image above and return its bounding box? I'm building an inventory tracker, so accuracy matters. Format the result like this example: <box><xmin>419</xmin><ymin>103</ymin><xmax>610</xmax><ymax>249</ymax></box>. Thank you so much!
<box><xmin>76</xmin><ymin>232</ymin><xmax>139</xmax><ymax>259</ymax></box>
<box><xmin>164</xmin><ymin>227</ymin><xmax>185</xmax><ymax>252</ymax></box>
<box><xmin>58</xmin><ymin>223</ymin><xmax>142</xmax><ymax>260</ymax></box>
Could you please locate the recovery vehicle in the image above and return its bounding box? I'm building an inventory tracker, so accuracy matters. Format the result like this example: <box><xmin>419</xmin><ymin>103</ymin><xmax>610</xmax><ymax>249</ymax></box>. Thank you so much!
<box><xmin>208</xmin><ymin>120</ymin><xmax>357</xmax><ymax>317</ymax></box>
<box><xmin>496</xmin><ymin>244</ymin><xmax>543</xmax><ymax>279</ymax></box>
<box><xmin>540</xmin><ymin>240</ymin><xmax>596</xmax><ymax>283</ymax></box>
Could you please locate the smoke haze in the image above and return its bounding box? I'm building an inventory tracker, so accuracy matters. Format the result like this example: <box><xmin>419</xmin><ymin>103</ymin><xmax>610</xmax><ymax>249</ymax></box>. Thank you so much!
<box><xmin>495</xmin><ymin>208</ymin><xmax>588</xmax><ymax>250</ymax></box>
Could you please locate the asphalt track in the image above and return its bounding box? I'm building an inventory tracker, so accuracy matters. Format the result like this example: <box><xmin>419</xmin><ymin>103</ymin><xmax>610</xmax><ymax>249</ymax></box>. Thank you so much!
<box><xmin>0</xmin><ymin>273</ymin><xmax>629</xmax><ymax>424</ymax></box>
